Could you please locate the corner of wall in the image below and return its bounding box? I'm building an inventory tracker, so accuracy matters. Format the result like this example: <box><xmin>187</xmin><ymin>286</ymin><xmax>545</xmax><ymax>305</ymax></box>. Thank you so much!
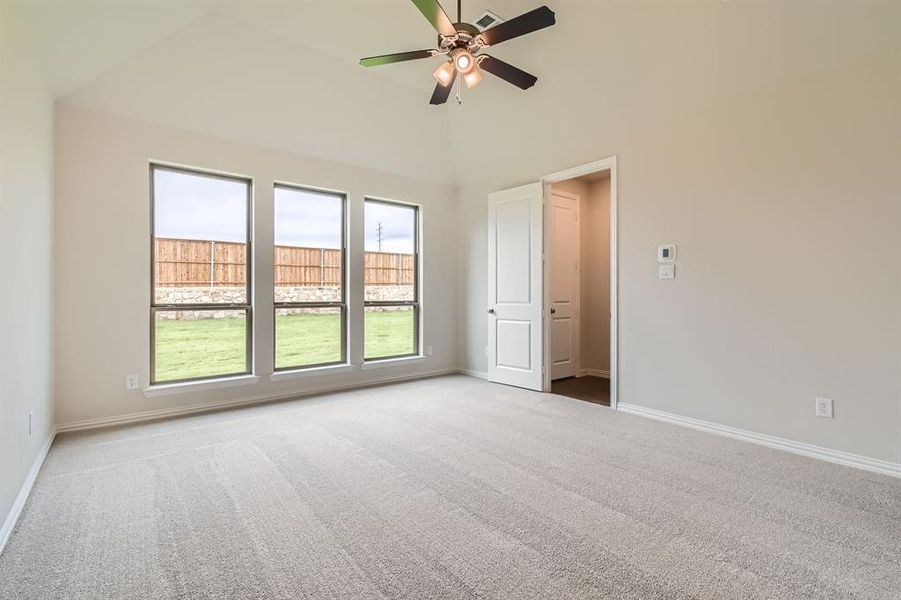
<box><xmin>0</xmin><ymin>2</ymin><xmax>57</xmax><ymax>545</ymax></box>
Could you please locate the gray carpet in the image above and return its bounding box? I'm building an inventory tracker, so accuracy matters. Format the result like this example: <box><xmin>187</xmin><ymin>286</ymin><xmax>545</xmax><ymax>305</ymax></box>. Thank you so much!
<box><xmin>1</xmin><ymin>375</ymin><xmax>899</xmax><ymax>599</ymax></box>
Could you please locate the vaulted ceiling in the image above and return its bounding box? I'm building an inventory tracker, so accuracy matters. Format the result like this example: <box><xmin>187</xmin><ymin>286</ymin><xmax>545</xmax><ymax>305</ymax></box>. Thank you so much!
<box><xmin>12</xmin><ymin>1</ymin><xmax>901</xmax><ymax>186</ymax></box>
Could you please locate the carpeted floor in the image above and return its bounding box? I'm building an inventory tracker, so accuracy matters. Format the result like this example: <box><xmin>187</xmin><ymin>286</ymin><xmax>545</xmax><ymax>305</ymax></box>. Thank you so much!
<box><xmin>1</xmin><ymin>375</ymin><xmax>899</xmax><ymax>599</ymax></box>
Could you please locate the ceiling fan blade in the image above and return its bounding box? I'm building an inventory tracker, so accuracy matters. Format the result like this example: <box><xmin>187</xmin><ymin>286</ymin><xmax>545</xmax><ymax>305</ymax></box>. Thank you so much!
<box><xmin>430</xmin><ymin>71</ymin><xmax>457</xmax><ymax>105</ymax></box>
<box><xmin>478</xmin><ymin>6</ymin><xmax>555</xmax><ymax>47</ymax></box>
<box><xmin>411</xmin><ymin>0</ymin><xmax>457</xmax><ymax>37</ymax></box>
<box><xmin>478</xmin><ymin>55</ymin><xmax>538</xmax><ymax>90</ymax></box>
<box><xmin>360</xmin><ymin>49</ymin><xmax>435</xmax><ymax>67</ymax></box>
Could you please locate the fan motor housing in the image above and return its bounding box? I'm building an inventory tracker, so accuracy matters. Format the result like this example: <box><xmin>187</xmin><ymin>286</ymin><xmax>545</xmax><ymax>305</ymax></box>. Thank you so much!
<box><xmin>439</xmin><ymin>22</ymin><xmax>481</xmax><ymax>51</ymax></box>
<box><xmin>452</xmin><ymin>22</ymin><xmax>480</xmax><ymax>36</ymax></box>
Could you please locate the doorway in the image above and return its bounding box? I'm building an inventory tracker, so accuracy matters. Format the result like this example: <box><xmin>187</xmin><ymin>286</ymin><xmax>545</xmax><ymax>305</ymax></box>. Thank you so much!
<box><xmin>485</xmin><ymin>157</ymin><xmax>617</xmax><ymax>408</ymax></box>
<box><xmin>543</xmin><ymin>157</ymin><xmax>617</xmax><ymax>407</ymax></box>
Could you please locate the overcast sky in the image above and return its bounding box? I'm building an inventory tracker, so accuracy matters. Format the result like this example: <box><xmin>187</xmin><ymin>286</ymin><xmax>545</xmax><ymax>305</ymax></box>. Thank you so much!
<box><xmin>364</xmin><ymin>201</ymin><xmax>414</xmax><ymax>254</ymax></box>
<box><xmin>275</xmin><ymin>186</ymin><xmax>342</xmax><ymax>248</ymax></box>
<box><xmin>154</xmin><ymin>169</ymin><xmax>414</xmax><ymax>253</ymax></box>
<box><xmin>154</xmin><ymin>169</ymin><xmax>247</xmax><ymax>242</ymax></box>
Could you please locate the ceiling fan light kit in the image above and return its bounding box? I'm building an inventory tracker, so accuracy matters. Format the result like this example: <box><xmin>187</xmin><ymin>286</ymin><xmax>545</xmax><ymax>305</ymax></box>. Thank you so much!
<box><xmin>453</xmin><ymin>49</ymin><xmax>474</xmax><ymax>73</ymax></box>
<box><xmin>360</xmin><ymin>0</ymin><xmax>555</xmax><ymax>105</ymax></box>
<box><xmin>463</xmin><ymin>65</ymin><xmax>483</xmax><ymax>89</ymax></box>
<box><xmin>433</xmin><ymin>61</ymin><xmax>456</xmax><ymax>86</ymax></box>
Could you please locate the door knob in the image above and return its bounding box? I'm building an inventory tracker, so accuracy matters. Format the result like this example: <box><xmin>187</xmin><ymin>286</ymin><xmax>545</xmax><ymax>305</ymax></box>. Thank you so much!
<box><xmin>487</xmin><ymin>308</ymin><xmax>495</xmax><ymax>314</ymax></box>
<box><xmin>550</xmin><ymin>308</ymin><xmax>556</xmax><ymax>314</ymax></box>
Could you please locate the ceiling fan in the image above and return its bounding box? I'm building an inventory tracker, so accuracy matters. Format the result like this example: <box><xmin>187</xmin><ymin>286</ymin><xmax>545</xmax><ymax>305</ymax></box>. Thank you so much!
<box><xmin>359</xmin><ymin>0</ymin><xmax>556</xmax><ymax>105</ymax></box>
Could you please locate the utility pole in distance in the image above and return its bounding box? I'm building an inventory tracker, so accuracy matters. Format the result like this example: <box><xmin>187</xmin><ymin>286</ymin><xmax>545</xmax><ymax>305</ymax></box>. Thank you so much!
<box><xmin>376</xmin><ymin>222</ymin><xmax>384</xmax><ymax>251</ymax></box>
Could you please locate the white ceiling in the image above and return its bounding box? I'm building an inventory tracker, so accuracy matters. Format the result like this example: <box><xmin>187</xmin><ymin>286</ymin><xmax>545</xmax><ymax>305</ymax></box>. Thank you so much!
<box><xmin>12</xmin><ymin>1</ymin><xmax>901</xmax><ymax>186</ymax></box>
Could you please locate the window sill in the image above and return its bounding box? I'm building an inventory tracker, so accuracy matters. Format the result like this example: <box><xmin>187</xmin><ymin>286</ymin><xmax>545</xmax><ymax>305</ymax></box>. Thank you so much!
<box><xmin>361</xmin><ymin>355</ymin><xmax>426</xmax><ymax>370</ymax></box>
<box><xmin>143</xmin><ymin>374</ymin><xmax>260</xmax><ymax>398</ymax></box>
<box><xmin>269</xmin><ymin>363</ymin><xmax>355</xmax><ymax>382</ymax></box>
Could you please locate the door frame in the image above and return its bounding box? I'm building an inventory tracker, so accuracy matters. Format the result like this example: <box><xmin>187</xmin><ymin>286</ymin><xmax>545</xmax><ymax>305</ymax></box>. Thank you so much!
<box><xmin>540</xmin><ymin>156</ymin><xmax>618</xmax><ymax>408</ymax></box>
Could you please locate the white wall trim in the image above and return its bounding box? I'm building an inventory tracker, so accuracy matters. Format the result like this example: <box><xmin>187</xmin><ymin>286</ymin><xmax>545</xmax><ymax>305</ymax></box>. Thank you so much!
<box><xmin>0</xmin><ymin>429</ymin><xmax>56</xmax><ymax>556</ymax></box>
<box><xmin>58</xmin><ymin>368</ymin><xmax>457</xmax><ymax>433</ymax></box>
<box><xmin>618</xmin><ymin>403</ymin><xmax>901</xmax><ymax>479</ymax></box>
<box><xmin>458</xmin><ymin>368</ymin><xmax>489</xmax><ymax>380</ymax></box>
<box><xmin>577</xmin><ymin>368</ymin><xmax>610</xmax><ymax>379</ymax></box>
<box><xmin>542</xmin><ymin>158</ymin><xmax>617</xmax><ymax>183</ymax></box>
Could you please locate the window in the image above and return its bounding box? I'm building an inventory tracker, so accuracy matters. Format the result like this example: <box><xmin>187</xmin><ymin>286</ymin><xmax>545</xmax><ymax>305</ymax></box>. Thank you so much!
<box><xmin>274</xmin><ymin>185</ymin><xmax>346</xmax><ymax>370</ymax></box>
<box><xmin>364</xmin><ymin>199</ymin><xmax>419</xmax><ymax>360</ymax></box>
<box><xmin>151</xmin><ymin>165</ymin><xmax>252</xmax><ymax>384</ymax></box>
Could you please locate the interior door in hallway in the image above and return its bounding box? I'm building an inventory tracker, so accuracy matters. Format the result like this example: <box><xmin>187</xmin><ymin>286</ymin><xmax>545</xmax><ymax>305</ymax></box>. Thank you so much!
<box><xmin>549</xmin><ymin>189</ymin><xmax>580</xmax><ymax>380</ymax></box>
<box><xmin>487</xmin><ymin>182</ymin><xmax>544</xmax><ymax>391</ymax></box>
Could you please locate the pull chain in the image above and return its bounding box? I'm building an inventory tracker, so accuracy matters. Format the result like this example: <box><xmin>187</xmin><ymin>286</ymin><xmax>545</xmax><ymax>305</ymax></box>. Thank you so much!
<box><xmin>455</xmin><ymin>0</ymin><xmax>464</xmax><ymax>104</ymax></box>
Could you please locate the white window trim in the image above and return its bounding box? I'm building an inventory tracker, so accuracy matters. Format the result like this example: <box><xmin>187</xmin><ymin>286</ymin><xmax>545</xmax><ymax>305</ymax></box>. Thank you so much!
<box><xmin>269</xmin><ymin>363</ymin><xmax>355</xmax><ymax>382</ymax></box>
<box><xmin>143</xmin><ymin>374</ymin><xmax>260</xmax><ymax>398</ymax></box>
<box><xmin>361</xmin><ymin>355</ymin><xmax>427</xmax><ymax>370</ymax></box>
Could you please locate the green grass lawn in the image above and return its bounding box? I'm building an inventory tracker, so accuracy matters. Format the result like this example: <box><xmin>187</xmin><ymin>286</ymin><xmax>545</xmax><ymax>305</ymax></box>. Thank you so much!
<box><xmin>154</xmin><ymin>310</ymin><xmax>414</xmax><ymax>382</ymax></box>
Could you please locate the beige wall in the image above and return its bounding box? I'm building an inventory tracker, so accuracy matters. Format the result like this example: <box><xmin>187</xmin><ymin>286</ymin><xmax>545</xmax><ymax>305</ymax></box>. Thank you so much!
<box><xmin>581</xmin><ymin>176</ymin><xmax>611</xmax><ymax>374</ymax></box>
<box><xmin>0</xmin><ymin>5</ymin><xmax>55</xmax><ymax>538</ymax></box>
<box><xmin>54</xmin><ymin>104</ymin><xmax>458</xmax><ymax>426</ymax></box>
<box><xmin>458</xmin><ymin>49</ymin><xmax>901</xmax><ymax>464</ymax></box>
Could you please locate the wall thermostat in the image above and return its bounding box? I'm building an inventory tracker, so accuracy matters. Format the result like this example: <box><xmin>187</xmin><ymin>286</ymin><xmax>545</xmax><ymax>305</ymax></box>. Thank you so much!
<box><xmin>658</xmin><ymin>244</ymin><xmax>676</xmax><ymax>263</ymax></box>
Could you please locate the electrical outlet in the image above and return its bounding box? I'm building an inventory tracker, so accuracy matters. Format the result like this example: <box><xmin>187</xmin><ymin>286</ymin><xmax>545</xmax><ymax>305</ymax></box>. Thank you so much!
<box><xmin>426</xmin><ymin>345</ymin><xmax>434</xmax><ymax>356</ymax></box>
<box><xmin>28</xmin><ymin>411</ymin><xmax>33</xmax><ymax>436</ymax></box>
<box><xmin>815</xmin><ymin>397</ymin><xmax>833</xmax><ymax>419</ymax></box>
<box><xmin>126</xmin><ymin>374</ymin><xmax>140</xmax><ymax>390</ymax></box>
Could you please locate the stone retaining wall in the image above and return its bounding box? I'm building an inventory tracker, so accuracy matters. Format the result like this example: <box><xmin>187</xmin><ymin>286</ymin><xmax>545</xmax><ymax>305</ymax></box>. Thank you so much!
<box><xmin>154</xmin><ymin>286</ymin><xmax>413</xmax><ymax>319</ymax></box>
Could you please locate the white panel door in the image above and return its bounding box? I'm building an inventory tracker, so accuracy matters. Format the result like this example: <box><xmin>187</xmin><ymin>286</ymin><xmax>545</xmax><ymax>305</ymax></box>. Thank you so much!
<box><xmin>488</xmin><ymin>182</ymin><xmax>544</xmax><ymax>391</ymax></box>
<box><xmin>549</xmin><ymin>190</ymin><xmax>580</xmax><ymax>379</ymax></box>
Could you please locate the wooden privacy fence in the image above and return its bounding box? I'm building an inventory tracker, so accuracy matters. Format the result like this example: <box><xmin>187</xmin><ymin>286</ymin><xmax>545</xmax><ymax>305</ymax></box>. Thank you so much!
<box><xmin>275</xmin><ymin>245</ymin><xmax>342</xmax><ymax>286</ymax></box>
<box><xmin>155</xmin><ymin>238</ymin><xmax>413</xmax><ymax>286</ymax></box>
<box><xmin>364</xmin><ymin>250</ymin><xmax>415</xmax><ymax>287</ymax></box>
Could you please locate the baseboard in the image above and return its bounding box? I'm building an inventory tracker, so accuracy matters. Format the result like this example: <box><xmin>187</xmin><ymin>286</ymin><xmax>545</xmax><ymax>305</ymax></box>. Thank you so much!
<box><xmin>57</xmin><ymin>368</ymin><xmax>458</xmax><ymax>433</ymax></box>
<box><xmin>0</xmin><ymin>429</ymin><xmax>56</xmax><ymax>556</ymax></box>
<box><xmin>577</xmin><ymin>368</ymin><xmax>610</xmax><ymax>379</ymax></box>
<box><xmin>617</xmin><ymin>403</ymin><xmax>901</xmax><ymax>479</ymax></box>
<box><xmin>457</xmin><ymin>368</ymin><xmax>489</xmax><ymax>380</ymax></box>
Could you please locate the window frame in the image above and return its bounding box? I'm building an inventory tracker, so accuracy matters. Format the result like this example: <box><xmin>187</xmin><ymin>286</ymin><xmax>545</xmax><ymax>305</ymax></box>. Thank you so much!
<box><xmin>149</xmin><ymin>163</ymin><xmax>254</xmax><ymax>385</ymax></box>
<box><xmin>363</xmin><ymin>197</ymin><xmax>421</xmax><ymax>362</ymax></box>
<box><xmin>272</xmin><ymin>182</ymin><xmax>348</xmax><ymax>372</ymax></box>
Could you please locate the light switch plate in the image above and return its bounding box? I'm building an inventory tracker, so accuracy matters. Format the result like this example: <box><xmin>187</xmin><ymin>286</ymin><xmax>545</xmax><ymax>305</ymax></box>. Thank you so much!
<box><xmin>658</xmin><ymin>264</ymin><xmax>675</xmax><ymax>279</ymax></box>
